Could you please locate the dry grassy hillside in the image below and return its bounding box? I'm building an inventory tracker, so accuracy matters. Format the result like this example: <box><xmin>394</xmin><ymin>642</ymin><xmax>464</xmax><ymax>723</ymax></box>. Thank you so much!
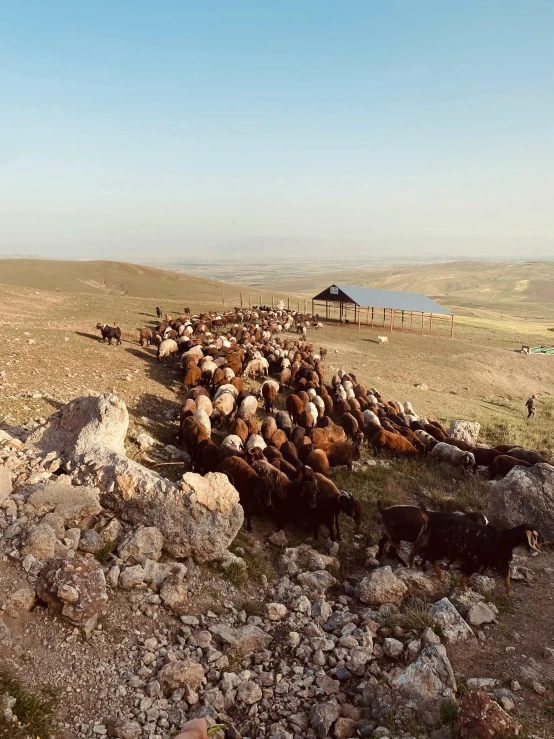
<box><xmin>0</xmin><ymin>259</ymin><xmax>258</xmax><ymax>303</ymax></box>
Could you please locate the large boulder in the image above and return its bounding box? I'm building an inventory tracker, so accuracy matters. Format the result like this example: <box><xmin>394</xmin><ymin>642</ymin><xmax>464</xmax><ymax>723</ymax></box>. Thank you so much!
<box><xmin>447</xmin><ymin>420</ymin><xmax>481</xmax><ymax>445</ymax></box>
<box><xmin>26</xmin><ymin>394</ymin><xmax>244</xmax><ymax>562</ymax></box>
<box><xmin>358</xmin><ymin>566</ymin><xmax>408</xmax><ymax>605</ymax></box>
<box><xmin>488</xmin><ymin>463</ymin><xmax>554</xmax><ymax>540</ymax></box>
<box><xmin>459</xmin><ymin>691</ymin><xmax>521</xmax><ymax>738</ymax></box>
<box><xmin>22</xmin><ymin>523</ymin><xmax>64</xmax><ymax>561</ymax></box>
<box><xmin>389</xmin><ymin>645</ymin><xmax>456</xmax><ymax>706</ymax></box>
<box><xmin>27</xmin><ymin>392</ymin><xmax>128</xmax><ymax>457</ymax></box>
<box><xmin>36</xmin><ymin>554</ymin><xmax>108</xmax><ymax>638</ymax></box>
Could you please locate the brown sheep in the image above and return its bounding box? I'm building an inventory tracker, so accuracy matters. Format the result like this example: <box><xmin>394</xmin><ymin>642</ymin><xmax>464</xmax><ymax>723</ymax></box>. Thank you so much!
<box><xmin>323</xmin><ymin>442</ymin><xmax>361</xmax><ymax>471</ymax></box>
<box><xmin>296</xmin><ymin>409</ymin><xmax>315</xmax><ymax>433</ymax></box>
<box><xmin>423</xmin><ymin>423</ymin><xmax>447</xmax><ymax>442</ymax></box>
<box><xmin>371</xmin><ymin>429</ymin><xmax>418</xmax><ymax>458</ymax></box>
<box><xmin>488</xmin><ymin>455</ymin><xmax>532</xmax><ymax>480</ymax></box>
<box><xmin>218</xmin><ymin>457</ymin><xmax>269</xmax><ymax>532</ymax></box>
<box><xmin>195</xmin><ymin>438</ymin><xmax>219</xmax><ymax>475</ymax></box>
<box><xmin>286</xmin><ymin>394</ymin><xmax>304</xmax><ymax>422</ymax></box>
<box><xmin>297</xmin><ymin>390</ymin><xmax>310</xmax><ymax>407</ymax></box>
<box><xmin>230</xmin><ymin>377</ymin><xmax>244</xmax><ymax>393</ymax></box>
<box><xmin>305</xmin><ymin>448</ymin><xmax>330</xmax><ymax>475</ymax></box>
<box><xmin>180</xmin><ymin>416</ymin><xmax>210</xmax><ymax>461</ymax></box>
<box><xmin>139</xmin><ymin>327</ymin><xmax>153</xmax><ymax>346</ymax></box>
<box><xmin>395</xmin><ymin>427</ymin><xmax>426</xmax><ymax>454</ymax></box>
<box><xmin>471</xmin><ymin>447</ymin><xmax>501</xmax><ymax>467</ymax></box>
<box><xmin>245</xmin><ymin>416</ymin><xmax>261</xmax><ymax>437</ymax></box>
<box><xmin>312</xmin><ymin>425</ymin><xmax>347</xmax><ymax>449</ymax></box>
<box><xmin>444</xmin><ymin>437</ymin><xmax>473</xmax><ymax>452</ymax></box>
<box><xmin>182</xmin><ymin>366</ymin><xmax>202</xmax><ymax>392</ymax></box>
<box><xmin>340</xmin><ymin>413</ymin><xmax>364</xmax><ymax>445</ymax></box>
<box><xmin>313</xmin><ymin>473</ymin><xmax>358</xmax><ymax>541</ymax></box>
<box><xmin>268</xmin><ymin>429</ymin><xmax>288</xmax><ymax>450</ymax></box>
<box><xmin>261</xmin><ymin>417</ymin><xmax>278</xmax><ymax>441</ymax></box>
<box><xmin>230</xmin><ymin>417</ymin><xmax>249</xmax><ymax>444</ymax></box>
<box><xmin>280</xmin><ymin>441</ymin><xmax>301</xmax><ymax>469</ymax></box>
<box><xmin>262</xmin><ymin>380</ymin><xmax>279</xmax><ymax>413</ymax></box>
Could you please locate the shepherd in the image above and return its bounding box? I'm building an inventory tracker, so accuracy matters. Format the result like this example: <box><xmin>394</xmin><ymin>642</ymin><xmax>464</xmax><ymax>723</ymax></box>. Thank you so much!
<box><xmin>526</xmin><ymin>393</ymin><xmax>537</xmax><ymax>420</ymax></box>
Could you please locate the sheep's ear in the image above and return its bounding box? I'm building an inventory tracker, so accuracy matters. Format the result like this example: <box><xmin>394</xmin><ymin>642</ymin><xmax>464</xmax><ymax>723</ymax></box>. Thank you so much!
<box><xmin>526</xmin><ymin>529</ymin><xmax>540</xmax><ymax>551</ymax></box>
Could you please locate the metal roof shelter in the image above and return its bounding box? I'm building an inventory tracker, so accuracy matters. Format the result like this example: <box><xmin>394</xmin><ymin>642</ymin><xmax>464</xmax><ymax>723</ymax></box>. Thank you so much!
<box><xmin>312</xmin><ymin>283</ymin><xmax>454</xmax><ymax>337</ymax></box>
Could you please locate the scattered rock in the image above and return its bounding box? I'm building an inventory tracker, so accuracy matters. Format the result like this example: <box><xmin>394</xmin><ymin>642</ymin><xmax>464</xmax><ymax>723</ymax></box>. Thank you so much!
<box><xmin>459</xmin><ymin>691</ymin><xmax>522</xmax><ymax>739</ymax></box>
<box><xmin>159</xmin><ymin>573</ymin><xmax>188</xmax><ymax>614</ymax></box>
<box><xmin>265</xmin><ymin>602</ymin><xmax>288</xmax><ymax>621</ymax></box>
<box><xmin>0</xmin><ymin>466</ymin><xmax>13</xmax><ymax>505</ymax></box>
<box><xmin>467</xmin><ymin>602</ymin><xmax>496</xmax><ymax>626</ymax></box>
<box><xmin>389</xmin><ymin>645</ymin><xmax>456</xmax><ymax>705</ymax></box>
<box><xmin>158</xmin><ymin>660</ymin><xmax>205</xmax><ymax>694</ymax></box>
<box><xmin>117</xmin><ymin>526</ymin><xmax>164</xmax><ymax>563</ymax></box>
<box><xmin>310</xmin><ymin>700</ymin><xmax>341</xmax><ymax>738</ymax></box>
<box><xmin>36</xmin><ymin>554</ymin><xmax>108</xmax><ymax>638</ymax></box>
<box><xmin>430</xmin><ymin>598</ymin><xmax>474</xmax><ymax>642</ymax></box>
<box><xmin>358</xmin><ymin>566</ymin><xmax>408</xmax><ymax>605</ymax></box>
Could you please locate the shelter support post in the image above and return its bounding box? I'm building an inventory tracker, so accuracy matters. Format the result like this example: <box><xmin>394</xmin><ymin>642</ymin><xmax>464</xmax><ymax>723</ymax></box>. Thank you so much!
<box><xmin>450</xmin><ymin>315</ymin><xmax>454</xmax><ymax>338</ymax></box>
<box><xmin>410</xmin><ymin>311</ymin><xmax>413</xmax><ymax>331</ymax></box>
<box><xmin>421</xmin><ymin>313</ymin><xmax>424</xmax><ymax>335</ymax></box>
<box><xmin>390</xmin><ymin>309</ymin><xmax>394</xmax><ymax>332</ymax></box>
<box><xmin>430</xmin><ymin>313</ymin><xmax>433</xmax><ymax>334</ymax></box>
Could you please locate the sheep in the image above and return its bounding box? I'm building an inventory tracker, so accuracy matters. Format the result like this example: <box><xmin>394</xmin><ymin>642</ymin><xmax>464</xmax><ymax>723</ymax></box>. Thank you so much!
<box><xmin>371</xmin><ymin>429</ymin><xmax>418</xmax><ymax>457</ymax></box>
<box><xmin>409</xmin><ymin>511</ymin><xmax>542</xmax><ymax>594</ymax></box>
<box><xmin>376</xmin><ymin>336</ymin><xmax>389</xmax><ymax>344</ymax></box>
<box><xmin>506</xmin><ymin>447</ymin><xmax>548</xmax><ymax>465</ymax></box>
<box><xmin>363</xmin><ymin>409</ymin><xmax>380</xmax><ymax>426</ymax></box>
<box><xmin>268</xmin><ymin>429</ymin><xmax>288</xmax><ymax>450</ymax></box>
<box><xmin>470</xmin><ymin>447</ymin><xmax>501</xmax><ymax>468</ymax></box>
<box><xmin>236</xmin><ymin>394</ymin><xmax>258</xmax><ymax>421</ymax></box>
<box><xmin>275</xmin><ymin>411</ymin><xmax>293</xmax><ymax>433</ymax></box>
<box><xmin>195</xmin><ymin>438</ymin><xmax>219</xmax><ymax>475</ymax></box>
<box><xmin>180</xmin><ymin>416</ymin><xmax>210</xmax><ymax>462</ymax></box>
<box><xmin>251</xmin><ymin>459</ymin><xmax>318</xmax><ymax>527</ymax></box>
<box><xmin>139</xmin><ymin>327</ymin><xmax>153</xmax><ymax>346</ymax></box>
<box><xmin>246</xmin><ymin>434</ymin><xmax>266</xmax><ymax>452</ymax></box>
<box><xmin>280</xmin><ymin>441</ymin><xmax>301</xmax><ymax>469</ymax></box>
<box><xmin>376</xmin><ymin>503</ymin><xmax>488</xmax><ymax>566</ymax></box>
<box><xmin>260</xmin><ymin>417</ymin><xmax>277</xmax><ymax>442</ymax></box>
<box><xmin>211</xmin><ymin>389</ymin><xmax>237</xmax><ymax>427</ymax></box>
<box><xmin>444</xmin><ymin>437</ymin><xmax>473</xmax><ymax>452</ymax></box>
<box><xmin>488</xmin><ymin>455</ymin><xmax>532</xmax><ymax>480</ymax></box>
<box><xmin>323</xmin><ymin>441</ymin><xmax>361</xmax><ymax>471</ymax></box>
<box><xmin>219</xmin><ymin>434</ymin><xmax>245</xmax><ymax>458</ymax></box>
<box><xmin>192</xmin><ymin>408</ymin><xmax>211</xmax><ymax>437</ymax></box>
<box><xmin>218</xmin><ymin>457</ymin><xmax>269</xmax><ymax>532</ymax></box>
<box><xmin>242</xmin><ymin>358</ymin><xmax>269</xmax><ymax>379</ymax></box>
<box><xmin>296</xmin><ymin>409</ymin><xmax>315</xmax><ymax>434</ymax></box>
<box><xmin>305</xmin><ymin>448</ymin><xmax>330</xmax><ymax>475</ymax></box>
<box><xmin>195</xmin><ymin>394</ymin><xmax>213</xmax><ymax>417</ymax></box>
<box><xmin>261</xmin><ymin>380</ymin><xmax>279</xmax><ymax>413</ymax></box>
<box><xmin>430</xmin><ymin>442</ymin><xmax>475</xmax><ymax>471</ymax></box>
<box><xmin>313</xmin><ymin>474</ymin><xmax>359</xmax><ymax>541</ymax></box>
<box><xmin>156</xmin><ymin>338</ymin><xmax>179</xmax><ymax>362</ymax></box>
<box><xmin>182</xmin><ymin>366</ymin><xmax>202</xmax><ymax>391</ymax></box>
<box><xmin>305</xmin><ymin>401</ymin><xmax>319</xmax><ymax>428</ymax></box>
<box><xmin>340</xmin><ymin>413</ymin><xmax>364</xmax><ymax>446</ymax></box>
<box><xmin>312</xmin><ymin>425</ymin><xmax>347</xmax><ymax>448</ymax></box>
<box><xmin>414</xmin><ymin>429</ymin><xmax>438</xmax><ymax>451</ymax></box>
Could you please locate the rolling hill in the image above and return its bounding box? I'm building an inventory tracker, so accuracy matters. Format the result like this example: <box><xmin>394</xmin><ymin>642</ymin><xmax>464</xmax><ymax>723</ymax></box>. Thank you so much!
<box><xmin>0</xmin><ymin>259</ymin><xmax>244</xmax><ymax>303</ymax></box>
<box><xmin>256</xmin><ymin>261</ymin><xmax>554</xmax><ymax>302</ymax></box>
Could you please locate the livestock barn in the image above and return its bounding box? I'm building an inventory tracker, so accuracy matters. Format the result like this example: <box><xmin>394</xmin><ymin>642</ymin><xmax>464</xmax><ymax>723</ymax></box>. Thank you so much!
<box><xmin>312</xmin><ymin>283</ymin><xmax>454</xmax><ymax>337</ymax></box>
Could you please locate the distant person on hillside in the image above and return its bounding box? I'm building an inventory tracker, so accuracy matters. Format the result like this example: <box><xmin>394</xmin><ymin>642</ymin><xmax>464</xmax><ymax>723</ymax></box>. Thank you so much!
<box><xmin>526</xmin><ymin>394</ymin><xmax>537</xmax><ymax>419</ymax></box>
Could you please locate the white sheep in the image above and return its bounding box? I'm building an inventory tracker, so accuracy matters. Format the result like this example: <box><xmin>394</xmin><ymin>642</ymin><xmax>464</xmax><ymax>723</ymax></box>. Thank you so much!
<box><xmin>214</xmin><ymin>383</ymin><xmax>238</xmax><ymax>401</ymax></box>
<box><xmin>403</xmin><ymin>401</ymin><xmax>415</xmax><ymax>415</ymax></box>
<box><xmin>363</xmin><ymin>409</ymin><xmax>381</xmax><ymax>426</ymax></box>
<box><xmin>305</xmin><ymin>402</ymin><xmax>318</xmax><ymax>427</ymax></box>
<box><xmin>157</xmin><ymin>339</ymin><xmax>178</xmax><ymax>363</ymax></box>
<box><xmin>195</xmin><ymin>394</ymin><xmax>213</xmax><ymax>416</ymax></box>
<box><xmin>377</xmin><ymin>336</ymin><xmax>389</xmax><ymax>344</ymax></box>
<box><xmin>238</xmin><ymin>395</ymin><xmax>258</xmax><ymax>419</ymax></box>
<box><xmin>246</xmin><ymin>434</ymin><xmax>267</xmax><ymax>451</ymax></box>
<box><xmin>193</xmin><ymin>408</ymin><xmax>211</xmax><ymax>437</ymax></box>
<box><xmin>431</xmin><ymin>442</ymin><xmax>475</xmax><ymax>470</ymax></box>
<box><xmin>220</xmin><ymin>435</ymin><xmax>244</xmax><ymax>453</ymax></box>
<box><xmin>414</xmin><ymin>430</ymin><xmax>437</xmax><ymax>450</ymax></box>
<box><xmin>312</xmin><ymin>395</ymin><xmax>325</xmax><ymax>418</ymax></box>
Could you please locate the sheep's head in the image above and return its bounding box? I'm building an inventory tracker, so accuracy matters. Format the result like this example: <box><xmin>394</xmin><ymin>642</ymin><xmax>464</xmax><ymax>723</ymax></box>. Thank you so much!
<box><xmin>338</xmin><ymin>490</ymin><xmax>355</xmax><ymax>517</ymax></box>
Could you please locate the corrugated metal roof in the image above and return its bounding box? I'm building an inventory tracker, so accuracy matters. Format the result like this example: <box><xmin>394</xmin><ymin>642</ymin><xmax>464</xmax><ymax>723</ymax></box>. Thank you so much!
<box><xmin>332</xmin><ymin>284</ymin><xmax>452</xmax><ymax>316</ymax></box>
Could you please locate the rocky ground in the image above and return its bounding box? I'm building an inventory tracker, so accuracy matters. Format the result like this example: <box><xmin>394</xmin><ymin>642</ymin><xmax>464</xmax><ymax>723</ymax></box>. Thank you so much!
<box><xmin>1</xmin><ymin>394</ymin><xmax>554</xmax><ymax>739</ymax></box>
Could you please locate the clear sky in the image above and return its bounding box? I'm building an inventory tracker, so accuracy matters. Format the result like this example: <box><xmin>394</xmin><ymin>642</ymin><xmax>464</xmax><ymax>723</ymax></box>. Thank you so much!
<box><xmin>1</xmin><ymin>1</ymin><xmax>553</xmax><ymax>261</ymax></box>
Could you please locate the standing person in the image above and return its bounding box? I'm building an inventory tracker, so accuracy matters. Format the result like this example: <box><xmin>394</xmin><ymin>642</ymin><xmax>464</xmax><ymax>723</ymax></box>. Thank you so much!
<box><xmin>175</xmin><ymin>718</ymin><xmax>208</xmax><ymax>739</ymax></box>
<box><xmin>526</xmin><ymin>394</ymin><xmax>537</xmax><ymax>419</ymax></box>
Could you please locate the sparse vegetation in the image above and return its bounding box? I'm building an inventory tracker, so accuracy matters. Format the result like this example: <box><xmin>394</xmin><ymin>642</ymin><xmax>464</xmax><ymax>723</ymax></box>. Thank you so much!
<box><xmin>0</xmin><ymin>669</ymin><xmax>57</xmax><ymax>739</ymax></box>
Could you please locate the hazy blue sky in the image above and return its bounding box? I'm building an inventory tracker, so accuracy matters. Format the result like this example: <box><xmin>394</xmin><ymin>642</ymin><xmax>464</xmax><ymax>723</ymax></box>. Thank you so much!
<box><xmin>1</xmin><ymin>1</ymin><xmax>553</xmax><ymax>261</ymax></box>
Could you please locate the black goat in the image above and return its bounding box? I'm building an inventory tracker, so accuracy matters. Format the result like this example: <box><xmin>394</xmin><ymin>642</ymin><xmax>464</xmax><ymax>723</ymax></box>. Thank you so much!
<box><xmin>409</xmin><ymin>511</ymin><xmax>542</xmax><ymax>594</ymax></box>
<box><xmin>376</xmin><ymin>502</ymin><xmax>488</xmax><ymax>566</ymax></box>
<box><xmin>97</xmin><ymin>323</ymin><xmax>121</xmax><ymax>345</ymax></box>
